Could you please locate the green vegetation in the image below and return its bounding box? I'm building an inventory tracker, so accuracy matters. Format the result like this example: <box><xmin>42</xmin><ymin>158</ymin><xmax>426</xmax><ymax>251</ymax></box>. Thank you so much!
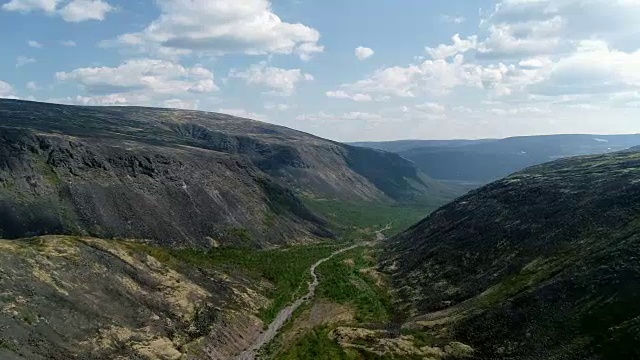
<box><xmin>475</xmin><ymin>256</ymin><xmax>568</xmax><ymax>308</ymax></box>
<box><xmin>304</xmin><ymin>198</ymin><xmax>435</xmax><ymax>239</ymax></box>
<box><xmin>316</xmin><ymin>247</ymin><xmax>392</xmax><ymax>323</ymax></box>
<box><xmin>0</xmin><ymin>339</ymin><xmax>17</xmax><ymax>352</ymax></box>
<box><xmin>128</xmin><ymin>242</ymin><xmax>339</xmax><ymax>323</ymax></box>
<box><xmin>277</xmin><ymin>327</ymin><xmax>358</xmax><ymax>360</ymax></box>
<box><xmin>276</xmin><ymin>327</ymin><xmax>429</xmax><ymax>360</ymax></box>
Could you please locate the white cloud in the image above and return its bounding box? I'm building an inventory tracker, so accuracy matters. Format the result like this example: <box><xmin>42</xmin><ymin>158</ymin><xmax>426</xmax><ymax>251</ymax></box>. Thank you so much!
<box><xmin>296</xmin><ymin>42</ymin><xmax>324</xmax><ymax>61</ymax></box>
<box><xmin>3</xmin><ymin>0</ymin><xmax>113</xmax><ymax>21</ymax></box>
<box><xmin>26</xmin><ymin>81</ymin><xmax>38</xmax><ymax>90</ymax></box>
<box><xmin>338</xmin><ymin>63</ymin><xmax>424</xmax><ymax>98</ymax></box>
<box><xmin>108</xmin><ymin>0</ymin><xmax>322</xmax><ymax>60</ymax></box>
<box><xmin>297</xmin><ymin>111</ymin><xmax>382</xmax><ymax>122</ymax></box>
<box><xmin>452</xmin><ymin>106</ymin><xmax>473</xmax><ymax>113</ymax></box>
<box><xmin>489</xmin><ymin>106</ymin><xmax>550</xmax><ymax>116</ymax></box>
<box><xmin>426</xmin><ymin>34</ymin><xmax>477</xmax><ymax>60</ymax></box>
<box><xmin>264</xmin><ymin>103</ymin><xmax>291</xmax><ymax>111</ymax></box>
<box><xmin>332</xmin><ymin>51</ymin><xmax>553</xmax><ymax>102</ymax></box>
<box><xmin>2</xmin><ymin>0</ymin><xmax>59</xmax><ymax>12</ymax></box>
<box><xmin>28</xmin><ymin>40</ymin><xmax>42</xmax><ymax>48</ymax></box>
<box><xmin>58</xmin><ymin>0</ymin><xmax>113</xmax><ymax>22</ymax></box>
<box><xmin>416</xmin><ymin>102</ymin><xmax>446</xmax><ymax>113</ymax></box>
<box><xmin>217</xmin><ymin>108</ymin><xmax>268</xmax><ymax>121</ymax></box>
<box><xmin>229</xmin><ymin>62</ymin><xmax>313</xmax><ymax>95</ymax></box>
<box><xmin>325</xmin><ymin>90</ymin><xmax>372</xmax><ymax>102</ymax></box>
<box><xmin>336</xmin><ymin>55</ymin><xmax>480</xmax><ymax>98</ymax></box>
<box><xmin>55</xmin><ymin>59</ymin><xmax>218</xmax><ymax>107</ymax></box>
<box><xmin>61</xmin><ymin>94</ymin><xmax>129</xmax><ymax>105</ymax></box>
<box><xmin>530</xmin><ymin>40</ymin><xmax>640</xmax><ymax>96</ymax></box>
<box><xmin>16</xmin><ymin>56</ymin><xmax>36</xmax><ymax>68</ymax></box>
<box><xmin>477</xmin><ymin>0</ymin><xmax>640</xmax><ymax>58</ymax></box>
<box><xmin>60</xmin><ymin>40</ymin><xmax>77</xmax><ymax>47</ymax></box>
<box><xmin>162</xmin><ymin>98</ymin><xmax>199</xmax><ymax>110</ymax></box>
<box><xmin>0</xmin><ymin>80</ymin><xmax>15</xmax><ymax>97</ymax></box>
<box><xmin>440</xmin><ymin>15</ymin><xmax>466</xmax><ymax>24</ymax></box>
<box><xmin>518</xmin><ymin>57</ymin><xmax>552</xmax><ymax>69</ymax></box>
<box><xmin>477</xmin><ymin>19</ymin><xmax>566</xmax><ymax>58</ymax></box>
<box><xmin>355</xmin><ymin>46</ymin><xmax>374</xmax><ymax>60</ymax></box>
<box><xmin>342</xmin><ymin>111</ymin><xmax>382</xmax><ymax>120</ymax></box>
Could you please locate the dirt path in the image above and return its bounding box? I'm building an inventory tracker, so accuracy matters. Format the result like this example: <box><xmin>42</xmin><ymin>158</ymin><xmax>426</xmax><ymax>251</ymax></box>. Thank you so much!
<box><xmin>235</xmin><ymin>243</ymin><xmax>363</xmax><ymax>360</ymax></box>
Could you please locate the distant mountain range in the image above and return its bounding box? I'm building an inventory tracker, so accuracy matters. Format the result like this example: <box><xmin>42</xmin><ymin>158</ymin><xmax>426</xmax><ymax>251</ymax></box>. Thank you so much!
<box><xmin>352</xmin><ymin>134</ymin><xmax>640</xmax><ymax>184</ymax></box>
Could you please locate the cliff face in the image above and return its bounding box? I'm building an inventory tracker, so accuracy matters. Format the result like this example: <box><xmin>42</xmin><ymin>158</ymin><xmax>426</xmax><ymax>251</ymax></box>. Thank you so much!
<box><xmin>383</xmin><ymin>151</ymin><xmax>640</xmax><ymax>359</ymax></box>
<box><xmin>0</xmin><ymin>100</ymin><xmax>451</xmax><ymax>247</ymax></box>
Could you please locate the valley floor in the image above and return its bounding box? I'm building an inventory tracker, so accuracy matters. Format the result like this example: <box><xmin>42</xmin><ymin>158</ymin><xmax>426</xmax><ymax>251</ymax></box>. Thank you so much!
<box><xmin>0</xmin><ymin>199</ymin><xmax>450</xmax><ymax>360</ymax></box>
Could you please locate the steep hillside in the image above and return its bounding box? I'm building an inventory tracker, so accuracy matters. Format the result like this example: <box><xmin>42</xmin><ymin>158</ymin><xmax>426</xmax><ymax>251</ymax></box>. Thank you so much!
<box><xmin>355</xmin><ymin>134</ymin><xmax>640</xmax><ymax>184</ymax></box>
<box><xmin>0</xmin><ymin>99</ymin><xmax>454</xmax><ymax>247</ymax></box>
<box><xmin>0</xmin><ymin>236</ymin><xmax>354</xmax><ymax>360</ymax></box>
<box><xmin>382</xmin><ymin>150</ymin><xmax>640</xmax><ymax>359</ymax></box>
<box><xmin>0</xmin><ymin>236</ymin><xmax>268</xmax><ymax>360</ymax></box>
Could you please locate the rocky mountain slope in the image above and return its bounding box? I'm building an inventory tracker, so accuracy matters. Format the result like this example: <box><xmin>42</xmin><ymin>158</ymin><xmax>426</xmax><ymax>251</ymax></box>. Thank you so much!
<box><xmin>0</xmin><ymin>235</ymin><xmax>270</xmax><ymax>360</ymax></box>
<box><xmin>382</xmin><ymin>150</ymin><xmax>640</xmax><ymax>359</ymax></box>
<box><xmin>0</xmin><ymin>99</ymin><xmax>456</xmax><ymax>247</ymax></box>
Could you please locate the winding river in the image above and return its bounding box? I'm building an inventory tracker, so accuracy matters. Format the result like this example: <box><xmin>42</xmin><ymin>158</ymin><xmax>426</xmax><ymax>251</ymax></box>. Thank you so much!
<box><xmin>235</xmin><ymin>243</ymin><xmax>363</xmax><ymax>360</ymax></box>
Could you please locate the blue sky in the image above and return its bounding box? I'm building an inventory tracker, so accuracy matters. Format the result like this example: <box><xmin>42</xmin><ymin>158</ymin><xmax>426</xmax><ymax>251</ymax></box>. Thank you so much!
<box><xmin>1</xmin><ymin>0</ymin><xmax>640</xmax><ymax>141</ymax></box>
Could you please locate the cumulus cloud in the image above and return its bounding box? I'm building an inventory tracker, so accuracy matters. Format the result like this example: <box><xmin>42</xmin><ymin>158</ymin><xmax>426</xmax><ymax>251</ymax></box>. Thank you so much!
<box><xmin>452</xmin><ymin>106</ymin><xmax>473</xmax><ymax>113</ymax></box>
<box><xmin>217</xmin><ymin>108</ymin><xmax>268</xmax><ymax>121</ymax></box>
<box><xmin>60</xmin><ymin>40</ymin><xmax>76</xmax><ymax>47</ymax></box>
<box><xmin>3</xmin><ymin>0</ymin><xmax>113</xmax><ymax>21</ymax></box>
<box><xmin>55</xmin><ymin>59</ymin><xmax>218</xmax><ymax>107</ymax></box>
<box><xmin>297</xmin><ymin>111</ymin><xmax>382</xmax><ymax>122</ymax></box>
<box><xmin>2</xmin><ymin>0</ymin><xmax>59</xmax><ymax>12</ymax></box>
<box><xmin>56</xmin><ymin>59</ymin><xmax>218</xmax><ymax>95</ymax></box>
<box><xmin>229</xmin><ymin>62</ymin><xmax>313</xmax><ymax>95</ymax></box>
<box><xmin>325</xmin><ymin>90</ymin><xmax>372</xmax><ymax>102</ymax></box>
<box><xmin>162</xmin><ymin>98</ymin><xmax>199</xmax><ymax>110</ymax></box>
<box><xmin>530</xmin><ymin>40</ymin><xmax>640</xmax><ymax>96</ymax></box>
<box><xmin>426</xmin><ymin>34</ymin><xmax>477</xmax><ymax>60</ymax></box>
<box><xmin>264</xmin><ymin>103</ymin><xmax>291</xmax><ymax>111</ymax></box>
<box><xmin>334</xmin><ymin>0</ymin><xmax>640</xmax><ymax>112</ymax></box>
<box><xmin>28</xmin><ymin>40</ymin><xmax>42</xmax><ymax>48</ymax></box>
<box><xmin>0</xmin><ymin>80</ymin><xmax>15</xmax><ymax>97</ymax></box>
<box><xmin>334</xmin><ymin>55</ymin><xmax>479</xmax><ymax>98</ymax></box>
<box><xmin>16</xmin><ymin>56</ymin><xmax>36</xmax><ymax>68</ymax></box>
<box><xmin>477</xmin><ymin>0</ymin><xmax>640</xmax><ymax>58</ymax></box>
<box><xmin>296</xmin><ymin>42</ymin><xmax>324</xmax><ymax>61</ymax></box>
<box><xmin>107</xmin><ymin>0</ymin><xmax>323</xmax><ymax>60</ymax></box>
<box><xmin>518</xmin><ymin>57</ymin><xmax>552</xmax><ymax>69</ymax></box>
<box><xmin>26</xmin><ymin>81</ymin><xmax>38</xmax><ymax>90</ymax></box>
<box><xmin>489</xmin><ymin>107</ymin><xmax>550</xmax><ymax>116</ymax></box>
<box><xmin>477</xmin><ymin>17</ymin><xmax>566</xmax><ymax>58</ymax></box>
<box><xmin>332</xmin><ymin>51</ymin><xmax>553</xmax><ymax>102</ymax></box>
<box><xmin>55</xmin><ymin>94</ymin><xmax>130</xmax><ymax>105</ymax></box>
<box><xmin>355</xmin><ymin>46</ymin><xmax>374</xmax><ymax>60</ymax></box>
<box><xmin>58</xmin><ymin>0</ymin><xmax>113</xmax><ymax>22</ymax></box>
<box><xmin>415</xmin><ymin>102</ymin><xmax>446</xmax><ymax>113</ymax></box>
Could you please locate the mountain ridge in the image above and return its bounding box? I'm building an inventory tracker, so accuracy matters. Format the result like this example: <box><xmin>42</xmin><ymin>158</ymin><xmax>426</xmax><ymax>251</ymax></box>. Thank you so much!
<box><xmin>0</xmin><ymin>99</ymin><xmax>457</xmax><ymax>247</ymax></box>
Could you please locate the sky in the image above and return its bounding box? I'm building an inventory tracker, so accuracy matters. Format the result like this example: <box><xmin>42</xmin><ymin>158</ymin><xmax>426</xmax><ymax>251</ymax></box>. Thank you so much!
<box><xmin>1</xmin><ymin>0</ymin><xmax>640</xmax><ymax>142</ymax></box>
